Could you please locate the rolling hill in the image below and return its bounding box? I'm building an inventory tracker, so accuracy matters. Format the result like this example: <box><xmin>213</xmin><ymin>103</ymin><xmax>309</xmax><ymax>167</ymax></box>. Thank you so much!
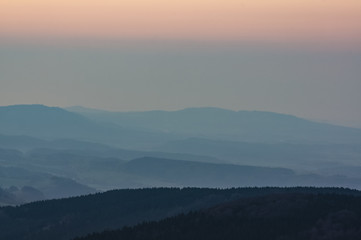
<box><xmin>1</xmin><ymin>187</ymin><xmax>361</xmax><ymax>240</ymax></box>
<box><xmin>0</xmin><ymin>105</ymin><xmax>176</xmax><ymax>149</ymax></box>
<box><xmin>0</xmin><ymin>165</ymin><xmax>96</xmax><ymax>201</ymax></box>
<box><xmin>2</xmin><ymin>104</ymin><xmax>361</xmax><ymax>196</ymax></box>
<box><xmin>155</xmin><ymin>137</ymin><xmax>361</xmax><ymax>170</ymax></box>
<box><xmin>119</xmin><ymin>157</ymin><xmax>361</xmax><ymax>189</ymax></box>
<box><xmin>77</xmin><ymin>191</ymin><xmax>361</xmax><ymax>240</ymax></box>
<box><xmin>68</xmin><ymin>106</ymin><xmax>361</xmax><ymax>144</ymax></box>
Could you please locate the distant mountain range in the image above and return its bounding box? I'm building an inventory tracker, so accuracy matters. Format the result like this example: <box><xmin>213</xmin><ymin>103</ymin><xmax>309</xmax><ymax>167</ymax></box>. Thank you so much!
<box><xmin>155</xmin><ymin>137</ymin><xmax>361</xmax><ymax>169</ymax></box>
<box><xmin>1</xmin><ymin>105</ymin><xmax>361</xmax><ymax>148</ymax></box>
<box><xmin>0</xmin><ymin>105</ymin><xmax>175</xmax><ymax>149</ymax></box>
<box><xmin>2</xmin><ymin>146</ymin><xmax>361</xmax><ymax>194</ymax></box>
<box><xmin>1</xmin><ymin>105</ymin><xmax>361</xmax><ymax>239</ymax></box>
<box><xmin>1</xmin><ymin>104</ymin><xmax>361</xmax><ymax>200</ymax></box>
<box><xmin>119</xmin><ymin>157</ymin><xmax>361</xmax><ymax>189</ymax></box>
<box><xmin>67</xmin><ymin>105</ymin><xmax>361</xmax><ymax>144</ymax></box>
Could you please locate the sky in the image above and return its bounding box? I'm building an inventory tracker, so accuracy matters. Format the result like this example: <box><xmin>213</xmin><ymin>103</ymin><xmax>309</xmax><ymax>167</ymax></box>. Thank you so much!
<box><xmin>0</xmin><ymin>0</ymin><xmax>361</xmax><ymax>127</ymax></box>
<box><xmin>1</xmin><ymin>0</ymin><xmax>361</xmax><ymax>46</ymax></box>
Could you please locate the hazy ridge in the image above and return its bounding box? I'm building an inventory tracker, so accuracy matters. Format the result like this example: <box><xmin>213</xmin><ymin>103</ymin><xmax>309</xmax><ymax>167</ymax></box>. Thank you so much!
<box><xmin>1</xmin><ymin>104</ymin><xmax>361</xmax><ymax>204</ymax></box>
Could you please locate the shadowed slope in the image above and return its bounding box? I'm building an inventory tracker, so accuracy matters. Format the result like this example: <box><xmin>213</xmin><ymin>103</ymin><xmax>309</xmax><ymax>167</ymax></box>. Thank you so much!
<box><xmin>77</xmin><ymin>192</ymin><xmax>361</xmax><ymax>240</ymax></box>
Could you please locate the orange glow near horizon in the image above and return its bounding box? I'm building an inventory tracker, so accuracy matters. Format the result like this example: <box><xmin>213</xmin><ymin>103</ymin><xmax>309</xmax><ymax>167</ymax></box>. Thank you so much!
<box><xmin>1</xmin><ymin>0</ymin><xmax>361</xmax><ymax>48</ymax></box>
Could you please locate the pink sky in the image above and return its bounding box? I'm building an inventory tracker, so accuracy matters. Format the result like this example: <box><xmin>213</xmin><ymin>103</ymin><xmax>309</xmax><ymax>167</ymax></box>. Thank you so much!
<box><xmin>1</xmin><ymin>0</ymin><xmax>361</xmax><ymax>48</ymax></box>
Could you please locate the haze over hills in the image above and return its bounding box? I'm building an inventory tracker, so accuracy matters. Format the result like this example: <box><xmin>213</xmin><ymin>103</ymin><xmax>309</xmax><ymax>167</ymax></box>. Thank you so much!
<box><xmin>0</xmin><ymin>105</ymin><xmax>94</xmax><ymax>138</ymax></box>
<box><xmin>0</xmin><ymin>134</ymin><xmax>219</xmax><ymax>163</ymax></box>
<box><xmin>0</xmin><ymin>105</ymin><xmax>177</xmax><ymax>149</ymax></box>
<box><xmin>1</xmin><ymin>104</ymin><xmax>361</xmax><ymax>203</ymax></box>
<box><xmin>5</xmin><ymin>146</ymin><xmax>360</xmax><ymax>193</ymax></box>
<box><xmin>0</xmin><ymin>163</ymin><xmax>96</xmax><ymax>202</ymax></box>
<box><xmin>68</xmin><ymin>106</ymin><xmax>361</xmax><ymax>144</ymax></box>
<box><xmin>119</xmin><ymin>157</ymin><xmax>361</xmax><ymax>189</ymax></box>
<box><xmin>1</xmin><ymin>104</ymin><xmax>361</xmax><ymax>239</ymax></box>
<box><xmin>155</xmin><ymin>137</ymin><xmax>361</xmax><ymax>170</ymax></box>
<box><xmin>2</xmin><ymin>104</ymin><xmax>361</xmax><ymax>149</ymax></box>
<box><xmin>2</xmin><ymin>0</ymin><xmax>360</xmax><ymax>238</ymax></box>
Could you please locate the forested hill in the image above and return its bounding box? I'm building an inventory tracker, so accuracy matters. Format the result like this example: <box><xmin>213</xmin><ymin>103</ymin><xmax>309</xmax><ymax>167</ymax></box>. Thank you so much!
<box><xmin>1</xmin><ymin>187</ymin><xmax>360</xmax><ymax>240</ymax></box>
<box><xmin>76</xmin><ymin>192</ymin><xmax>361</xmax><ymax>240</ymax></box>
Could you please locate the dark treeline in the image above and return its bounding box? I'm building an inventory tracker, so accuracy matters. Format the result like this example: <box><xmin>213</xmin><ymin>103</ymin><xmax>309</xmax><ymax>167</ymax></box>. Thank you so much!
<box><xmin>1</xmin><ymin>187</ymin><xmax>360</xmax><ymax>240</ymax></box>
<box><xmin>76</xmin><ymin>193</ymin><xmax>361</xmax><ymax>240</ymax></box>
